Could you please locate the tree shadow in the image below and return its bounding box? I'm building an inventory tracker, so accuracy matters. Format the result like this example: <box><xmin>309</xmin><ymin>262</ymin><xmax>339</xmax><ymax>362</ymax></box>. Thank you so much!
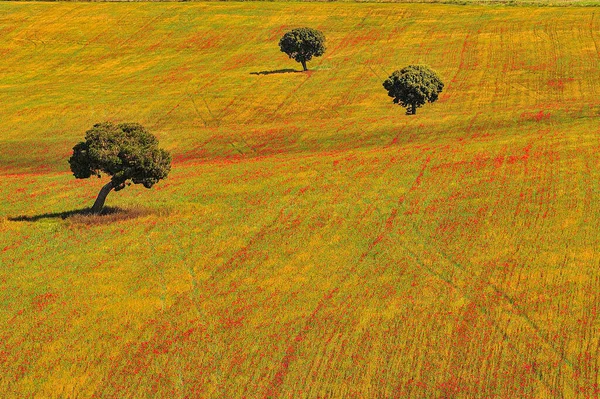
<box><xmin>250</xmin><ymin>69</ymin><xmax>300</xmax><ymax>76</ymax></box>
<box><xmin>9</xmin><ymin>206</ymin><xmax>130</xmax><ymax>223</ymax></box>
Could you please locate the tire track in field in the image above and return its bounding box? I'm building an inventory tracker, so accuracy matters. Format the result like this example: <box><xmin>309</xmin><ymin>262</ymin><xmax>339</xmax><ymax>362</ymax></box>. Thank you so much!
<box><xmin>71</xmin><ymin>8</ymin><xmax>139</xmax><ymax>61</ymax></box>
<box><xmin>583</xmin><ymin>152</ymin><xmax>600</xmax><ymax>390</ymax></box>
<box><xmin>182</xmin><ymin>179</ymin><xmax>312</xmax><ymax>296</ymax></box>
<box><xmin>18</xmin><ymin>5</ymin><xmax>145</xmax><ymax>126</ymax></box>
<box><xmin>357</xmin><ymin>155</ymin><xmax>431</xmax><ymax>265</ymax></box>
<box><xmin>9</xmin><ymin>4</ymin><xmax>86</xmax><ymax>41</ymax></box>
<box><xmin>161</xmin><ymin>182</ymin><xmax>318</xmax><ymax>398</ymax></box>
<box><xmin>570</xmin><ymin>155</ymin><xmax>600</xmax><ymax>391</ymax></box>
<box><xmin>338</xmin><ymin>144</ymin><xmax>574</xmax><ymax>396</ymax></box>
<box><xmin>445</xmin><ymin>164</ymin><xmax>570</xmax><ymax>384</ymax></box>
<box><xmin>321</xmin><ymin>8</ymin><xmax>398</xmax><ymax>61</ymax></box>
<box><xmin>591</xmin><ymin>12</ymin><xmax>600</xmax><ymax>60</ymax></box>
<box><xmin>415</xmin><ymin>149</ymin><xmax>519</xmax><ymax>394</ymax></box>
<box><xmin>115</xmin><ymin>7</ymin><xmax>174</xmax><ymax>49</ymax></box>
<box><xmin>510</xmin><ymin>142</ymin><xmax>534</xmax><ymax>227</ymax></box>
<box><xmin>8</xmin><ymin>4</ymin><xmax>88</xmax><ymax>81</ymax></box>
<box><xmin>540</xmin><ymin>20</ymin><xmax>567</xmax><ymax>103</ymax></box>
<box><xmin>199</xmin><ymin>13</ymin><xmax>305</xmax><ymax>122</ymax></box>
<box><xmin>206</xmin><ymin>182</ymin><xmax>311</xmax><ymax>285</ymax></box>
<box><xmin>261</xmin><ymin>8</ymin><xmax>385</xmax><ymax>125</ymax></box>
<box><xmin>156</xmin><ymin>20</ymin><xmax>279</xmax><ymax>132</ymax></box>
<box><xmin>444</xmin><ymin>13</ymin><xmax>486</xmax><ymax>99</ymax></box>
<box><xmin>393</xmin><ymin>152</ymin><xmax>564</xmax><ymax>395</ymax></box>
<box><xmin>214</xmin><ymin>12</ymin><xmax>330</xmax><ymax>127</ymax></box>
<box><xmin>262</xmin><ymin>288</ymin><xmax>339</xmax><ymax>399</ymax></box>
<box><xmin>331</xmin><ymin>156</ymin><xmax>536</xmax><ymax>396</ymax></box>
<box><xmin>260</xmin><ymin>71</ymin><xmax>315</xmax><ymax>125</ymax></box>
<box><xmin>259</xmin><ymin>153</ymin><xmax>431</xmax><ymax>397</ymax></box>
<box><xmin>399</xmin><ymin>243</ymin><xmax>562</xmax><ymax>397</ymax></box>
<box><xmin>48</xmin><ymin>7</ymin><xmax>143</xmax><ymax>78</ymax></box>
<box><xmin>393</xmin><ymin>159</ymin><xmax>577</xmax><ymax>398</ymax></box>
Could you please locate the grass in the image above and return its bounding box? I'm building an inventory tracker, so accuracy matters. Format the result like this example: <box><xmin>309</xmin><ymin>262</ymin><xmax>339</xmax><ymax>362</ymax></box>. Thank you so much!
<box><xmin>8</xmin><ymin>205</ymin><xmax>167</xmax><ymax>225</ymax></box>
<box><xmin>1</xmin><ymin>1</ymin><xmax>600</xmax><ymax>398</ymax></box>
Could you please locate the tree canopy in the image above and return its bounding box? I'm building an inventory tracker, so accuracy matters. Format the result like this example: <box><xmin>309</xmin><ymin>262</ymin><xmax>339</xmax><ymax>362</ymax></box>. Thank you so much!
<box><xmin>382</xmin><ymin>65</ymin><xmax>444</xmax><ymax>115</ymax></box>
<box><xmin>69</xmin><ymin>122</ymin><xmax>171</xmax><ymax>213</ymax></box>
<box><xmin>279</xmin><ymin>27</ymin><xmax>326</xmax><ymax>71</ymax></box>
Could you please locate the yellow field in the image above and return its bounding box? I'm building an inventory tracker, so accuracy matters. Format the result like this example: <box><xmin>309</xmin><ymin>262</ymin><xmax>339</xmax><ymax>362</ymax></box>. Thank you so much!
<box><xmin>1</xmin><ymin>2</ymin><xmax>600</xmax><ymax>398</ymax></box>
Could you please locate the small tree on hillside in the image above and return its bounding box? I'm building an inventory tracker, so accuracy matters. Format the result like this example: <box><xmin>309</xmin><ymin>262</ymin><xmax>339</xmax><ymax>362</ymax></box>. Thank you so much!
<box><xmin>69</xmin><ymin>122</ymin><xmax>171</xmax><ymax>214</ymax></box>
<box><xmin>383</xmin><ymin>65</ymin><xmax>444</xmax><ymax>115</ymax></box>
<box><xmin>279</xmin><ymin>27</ymin><xmax>326</xmax><ymax>71</ymax></box>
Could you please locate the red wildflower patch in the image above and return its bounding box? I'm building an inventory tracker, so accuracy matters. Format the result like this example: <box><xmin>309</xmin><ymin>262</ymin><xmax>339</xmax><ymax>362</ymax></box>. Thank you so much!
<box><xmin>154</xmin><ymin>66</ymin><xmax>193</xmax><ymax>85</ymax></box>
<box><xmin>32</xmin><ymin>293</ymin><xmax>58</xmax><ymax>311</ymax></box>
<box><xmin>267</xmin><ymin>25</ymin><xmax>294</xmax><ymax>41</ymax></box>
<box><xmin>520</xmin><ymin>110</ymin><xmax>551</xmax><ymax>122</ymax></box>
<box><xmin>178</xmin><ymin>32</ymin><xmax>224</xmax><ymax>51</ymax></box>
<box><xmin>223</xmin><ymin>53</ymin><xmax>254</xmax><ymax>71</ymax></box>
<box><xmin>547</xmin><ymin>78</ymin><xmax>574</xmax><ymax>89</ymax></box>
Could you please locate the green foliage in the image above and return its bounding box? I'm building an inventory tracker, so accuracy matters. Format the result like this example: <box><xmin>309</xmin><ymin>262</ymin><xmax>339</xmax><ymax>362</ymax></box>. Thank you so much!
<box><xmin>383</xmin><ymin>65</ymin><xmax>444</xmax><ymax>115</ymax></box>
<box><xmin>279</xmin><ymin>27</ymin><xmax>326</xmax><ymax>71</ymax></box>
<box><xmin>69</xmin><ymin>122</ymin><xmax>172</xmax><ymax>191</ymax></box>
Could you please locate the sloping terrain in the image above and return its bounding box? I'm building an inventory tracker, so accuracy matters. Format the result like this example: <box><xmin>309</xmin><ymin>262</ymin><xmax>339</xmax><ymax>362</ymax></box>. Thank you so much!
<box><xmin>1</xmin><ymin>3</ymin><xmax>600</xmax><ymax>398</ymax></box>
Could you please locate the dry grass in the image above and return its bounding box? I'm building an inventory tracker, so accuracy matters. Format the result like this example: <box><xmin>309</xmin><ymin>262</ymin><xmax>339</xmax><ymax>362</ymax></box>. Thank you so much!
<box><xmin>67</xmin><ymin>206</ymin><xmax>169</xmax><ymax>226</ymax></box>
<box><xmin>8</xmin><ymin>206</ymin><xmax>169</xmax><ymax>225</ymax></box>
<box><xmin>1</xmin><ymin>2</ymin><xmax>600</xmax><ymax>398</ymax></box>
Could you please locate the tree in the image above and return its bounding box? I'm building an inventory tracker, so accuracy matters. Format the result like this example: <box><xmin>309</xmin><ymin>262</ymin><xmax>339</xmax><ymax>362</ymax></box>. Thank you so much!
<box><xmin>382</xmin><ymin>65</ymin><xmax>444</xmax><ymax>115</ymax></box>
<box><xmin>279</xmin><ymin>27</ymin><xmax>326</xmax><ymax>71</ymax></box>
<box><xmin>69</xmin><ymin>122</ymin><xmax>171</xmax><ymax>214</ymax></box>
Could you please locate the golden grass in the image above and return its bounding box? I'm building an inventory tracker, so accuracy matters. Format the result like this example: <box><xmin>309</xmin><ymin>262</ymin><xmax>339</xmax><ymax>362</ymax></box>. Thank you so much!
<box><xmin>1</xmin><ymin>2</ymin><xmax>600</xmax><ymax>398</ymax></box>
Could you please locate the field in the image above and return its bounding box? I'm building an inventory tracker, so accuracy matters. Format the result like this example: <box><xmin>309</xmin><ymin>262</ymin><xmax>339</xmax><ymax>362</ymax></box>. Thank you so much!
<box><xmin>2</xmin><ymin>2</ymin><xmax>600</xmax><ymax>398</ymax></box>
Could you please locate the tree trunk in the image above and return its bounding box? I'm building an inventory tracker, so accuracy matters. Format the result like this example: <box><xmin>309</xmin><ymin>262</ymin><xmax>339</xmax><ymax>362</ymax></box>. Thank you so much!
<box><xmin>91</xmin><ymin>181</ymin><xmax>114</xmax><ymax>214</ymax></box>
<box><xmin>301</xmin><ymin>59</ymin><xmax>307</xmax><ymax>71</ymax></box>
<box><xmin>412</xmin><ymin>102</ymin><xmax>417</xmax><ymax>115</ymax></box>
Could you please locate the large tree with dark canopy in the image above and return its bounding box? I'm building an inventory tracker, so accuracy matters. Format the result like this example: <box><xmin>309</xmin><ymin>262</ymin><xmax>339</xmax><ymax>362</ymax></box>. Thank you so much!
<box><xmin>383</xmin><ymin>65</ymin><xmax>444</xmax><ymax>115</ymax></box>
<box><xmin>69</xmin><ymin>122</ymin><xmax>171</xmax><ymax>214</ymax></box>
<box><xmin>279</xmin><ymin>27</ymin><xmax>326</xmax><ymax>71</ymax></box>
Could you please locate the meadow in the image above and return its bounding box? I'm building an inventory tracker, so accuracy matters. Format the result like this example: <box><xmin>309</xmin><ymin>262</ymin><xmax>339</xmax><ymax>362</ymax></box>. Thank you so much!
<box><xmin>1</xmin><ymin>2</ymin><xmax>600</xmax><ymax>398</ymax></box>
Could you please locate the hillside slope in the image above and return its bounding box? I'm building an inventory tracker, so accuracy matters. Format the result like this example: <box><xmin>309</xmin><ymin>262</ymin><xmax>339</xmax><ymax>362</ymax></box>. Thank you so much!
<box><xmin>1</xmin><ymin>3</ymin><xmax>600</xmax><ymax>398</ymax></box>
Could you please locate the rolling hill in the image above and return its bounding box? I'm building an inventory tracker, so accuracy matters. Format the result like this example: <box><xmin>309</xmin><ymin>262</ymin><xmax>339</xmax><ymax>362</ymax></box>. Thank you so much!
<box><xmin>1</xmin><ymin>2</ymin><xmax>600</xmax><ymax>397</ymax></box>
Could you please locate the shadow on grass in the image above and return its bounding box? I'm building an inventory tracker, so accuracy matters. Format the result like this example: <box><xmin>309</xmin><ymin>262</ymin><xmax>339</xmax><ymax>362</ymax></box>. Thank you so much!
<box><xmin>250</xmin><ymin>69</ymin><xmax>300</xmax><ymax>76</ymax></box>
<box><xmin>9</xmin><ymin>206</ymin><xmax>160</xmax><ymax>225</ymax></box>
